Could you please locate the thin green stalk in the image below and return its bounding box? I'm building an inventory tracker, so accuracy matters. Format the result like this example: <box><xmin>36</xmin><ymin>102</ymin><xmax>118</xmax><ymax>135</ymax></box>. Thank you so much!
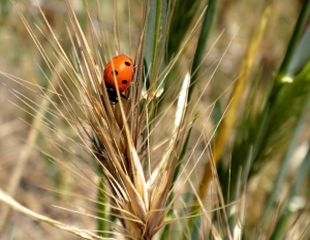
<box><xmin>251</xmin><ymin>0</ymin><xmax>310</xmax><ymax>175</ymax></box>
<box><xmin>97</xmin><ymin>172</ymin><xmax>108</xmax><ymax>237</ymax></box>
<box><xmin>145</xmin><ymin>0</ymin><xmax>169</xmax><ymax>133</ymax></box>
<box><xmin>260</xmin><ymin>96</ymin><xmax>310</xmax><ymax>229</ymax></box>
<box><xmin>93</xmin><ymin>134</ymin><xmax>109</xmax><ymax>237</ymax></box>
<box><xmin>151</xmin><ymin>0</ymin><xmax>164</xmax><ymax>79</ymax></box>
<box><xmin>188</xmin><ymin>0</ymin><xmax>217</xmax><ymax>101</ymax></box>
<box><xmin>145</xmin><ymin>0</ymin><xmax>156</xmax><ymax>68</ymax></box>
<box><xmin>270</xmin><ymin>145</ymin><xmax>310</xmax><ymax>240</ymax></box>
<box><xmin>167</xmin><ymin>0</ymin><xmax>202</xmax><ymax>60</ymax></box>
<box><xmin>265</xmin><ymin>0</ymin><xmax>310</xmax><ymax>113</ymax></box>
<box><xmin>275</xmin><ymin>1</ymin><xmax>310</xmax><ymax>81</ymax></box>
<box><xmin>145</xmin><ymin>0</ymin><xmax>168</xmax><ymax>89</ymax></box>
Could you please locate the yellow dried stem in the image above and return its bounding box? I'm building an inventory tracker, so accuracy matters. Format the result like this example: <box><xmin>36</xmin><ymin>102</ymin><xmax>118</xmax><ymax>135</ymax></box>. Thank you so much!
<box><xmin>0</xmin><ymin>61</ymin><xmax>63</xmax><ymax>231</ymax></box>
<box><xmin>197</xmin><ymin>0</ymin><xmax>274</xmax><ymax>202</ymax></box>
<box><xmin>0</xmin><ymin>188</ymin><xmax>104</xmax><ymax>240</ymax></box>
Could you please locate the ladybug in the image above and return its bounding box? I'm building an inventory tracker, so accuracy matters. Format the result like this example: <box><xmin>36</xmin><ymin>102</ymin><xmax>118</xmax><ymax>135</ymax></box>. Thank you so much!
<box><xmin>103</xmin><ymin>55</ymin><xmax>134</xmax><ymax>103</ymax></box>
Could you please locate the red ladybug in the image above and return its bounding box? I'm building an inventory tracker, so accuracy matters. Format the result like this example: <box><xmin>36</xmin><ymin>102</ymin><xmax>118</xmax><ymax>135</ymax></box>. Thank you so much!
<box><xmin>103</xmin><ymin>55</ymin><xmax>134</xmax><ymax>102</ymax></box>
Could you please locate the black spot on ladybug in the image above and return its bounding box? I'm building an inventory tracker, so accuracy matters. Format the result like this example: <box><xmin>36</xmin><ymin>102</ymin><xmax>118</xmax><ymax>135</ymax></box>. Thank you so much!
<box><xmin>112</xmin><ymin>70</ymin><xmax>118</xmax><ymax>75</ymax></box>
<box><xmin>124</xmin><ymin>61</ymin><xmax>131</xmax><ymax>66</ymax></box>
<box><xmin>122</xmin><ymin>80</ymin><xmax>128</xmax><ymax>85</ymax></box>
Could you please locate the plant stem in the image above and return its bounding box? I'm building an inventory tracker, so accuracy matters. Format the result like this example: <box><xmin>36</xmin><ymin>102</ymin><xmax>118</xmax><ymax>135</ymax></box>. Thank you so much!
<box><xmin>188</xmin><ymin>0</ymin><xmax>217</xmax><ymax>101</ymax></box>
<box><xmin>260</xmin><ymin>96</ymin><xmax>310</xmax><ymax>230</ymax></box>
<box><xmin>251</xmin><ymin>0</ymin><xmax>310</xmax><ymax>175</ymax></box>
<box><xmin>97</xmin><ymin>170</ymin><xmax>108</xmax><ymax>237</ymax></box>
<box><xmin>197</xmin><ymin>0</ymin><xmax>273</xmax><ymax>211</ymax></box>
<box><xmin>270</xmin><ymin>145</ymin><xmax>310</xmax><ymax>240</ymax></box>
<box><xmin>276</xmin><ymin>0</ymin><xmax>310</xmax><ymax>80</ymax></box>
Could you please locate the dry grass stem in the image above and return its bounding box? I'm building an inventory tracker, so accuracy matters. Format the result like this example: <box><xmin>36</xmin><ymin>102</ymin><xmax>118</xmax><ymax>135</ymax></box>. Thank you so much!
<box><xmin>0</xmin><ymin>188</ymin><xmax>105</xmax><ymax>240</ymax></box>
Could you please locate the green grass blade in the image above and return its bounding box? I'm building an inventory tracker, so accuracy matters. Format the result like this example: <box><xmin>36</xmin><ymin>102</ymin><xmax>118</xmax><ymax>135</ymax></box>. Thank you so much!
<box><xmin>270</xmin><ymin>144</ymin><xmax>310</xmax><ymax>240</ymax></box>
<box><xmin>144</xmin><ymin>0</ymin><xmax>169</xmax><ymax>127</ymax></box>
<box><xmin>145</xmin><ymin>0</ymin><xmax>169</xmax><ymax>88</ymax></box>
<box><xmin>92</xmin><ymin>134</ymin><xmax>109</xmax><ymax>238</ymax></box>
<box><xmin>167</xmin><ymin>0</ymin><xmax>202</xmax><ymax>60</ymax></box>
<box><xmin>213</xmin><ymin>2</ymin><xmax>310</xmax><ymax>237</ymax></box>
<box><xmin>288</xmin><ymin>26</ymin><xmax>310</xmax><ymax>75</ymax></box>
<box><xmin>276</xmin><ymin>1</ymin><xmax>310</xmax><ymax>81</ymax></box>
<box><xmin>97</xmin><ymin>173</ymin><xmax>108</xmax><ymax>237</ymax></box>
<box><xmin>144</xmin><ymin>0</ymin><xmax>157</xmax><ymax>69</ymax></box>
<box><xmin>252</xmin><ymin>62</ymin><xmax>310</xmax><ymax>175</ymax></box>
<box><xmin>188</xmin><ymin>0</ymin><xmax>217</xmax><ymax>101</ymax></box>
<box><xmin>266</xmin><ymin>0</ymin><xmax>310</xmax><ymax>107</ymax></box>
<box><xmin>260</xmin><ymin>93</ymin><xmax>310</xmax><ymax>230</ymax></box>
<box><xmin>228</xmin><ymin>0</ymin><xmax>310</xmax><ymax>182</ymax></box>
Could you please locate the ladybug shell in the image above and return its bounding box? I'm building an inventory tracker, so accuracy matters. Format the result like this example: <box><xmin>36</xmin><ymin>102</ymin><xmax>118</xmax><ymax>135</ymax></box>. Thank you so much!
<box><xmin>103</xmin><ymin>55</ymin><xmax>134</xmax><ymax>92</ymax></box>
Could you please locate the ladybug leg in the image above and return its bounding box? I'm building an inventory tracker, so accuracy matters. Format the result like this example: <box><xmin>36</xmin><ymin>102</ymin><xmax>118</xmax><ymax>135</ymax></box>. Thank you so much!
<box><xmin>109</xmin><ymin>92</ymin><xmax>118</xmax><ymax>104</ymax></box>
<box><xmin>120</xmin><ymin>93</ymin><xmax>128</xmax><ymax>100</ymax></box>
<box><xmin>106</xmin><ymin>86</ymin><xmax>118</xmax><ymax>104</ymax></box>
<box><xmin>104</xmin><ymin>83</ymin><xmax>128</xmax><ymax>103</ymax></box>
